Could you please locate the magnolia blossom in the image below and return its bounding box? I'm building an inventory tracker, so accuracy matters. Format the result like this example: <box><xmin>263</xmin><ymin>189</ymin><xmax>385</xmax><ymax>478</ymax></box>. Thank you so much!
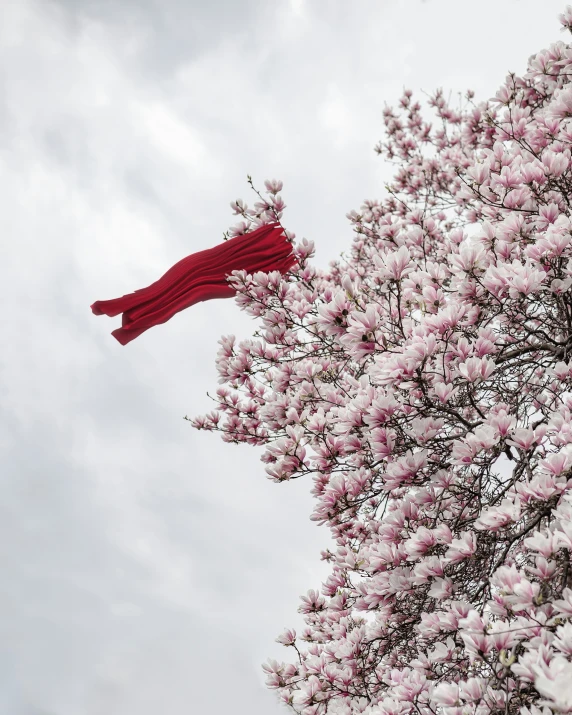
<box><xmin>192</xmin><ymin>10</ymin><xmax>572</xmax><ymax>715</ymax></box>
<box><xmin>534</xmin><ymin>656</ymin><xmax>572</xmax><ymax>711</ymax></box>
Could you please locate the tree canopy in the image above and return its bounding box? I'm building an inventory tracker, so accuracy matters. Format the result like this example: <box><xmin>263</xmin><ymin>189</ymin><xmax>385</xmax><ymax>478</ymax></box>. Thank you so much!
<box><xmin>193</xmin><ymin>9</ymin><xmax>572</xmax><ymax>715</ymax></box>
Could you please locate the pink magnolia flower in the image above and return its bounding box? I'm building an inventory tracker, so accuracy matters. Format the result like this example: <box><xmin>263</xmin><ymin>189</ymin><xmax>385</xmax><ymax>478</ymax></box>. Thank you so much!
<box><xmin>378</xmin><ymin>246</ymin><xmax>414</xmax><ymax>281</ymax></box>
<box><xmin>474</xmin><ymin>498</ymin><xmax>521</xmax><ymax>531</ymax></box>
<box><xmin>291</xmin><ymin>675</ymin><xmax>325</xmax><ymax>708</ymax></box>
<box><xmin>534</xmin><ymin>655</ymin><xmax>572</xmax><ymax>712</ymax></box>
<box><xmin>459</xmin><ymin>677</ymin><xmax>485</xmax><ymax>702</ymax></box>
<box><xmin>431</xmin><ymin>682</ymin><xmax>460</xmax><ymax>707</ymax></box>
<box><xmin>458</xmin><ymin>356</ymin><xmax>496</xmax><ymax>383</ymax></box>
<box><xmin>553</xmin><ymin>622</ymin><xmax>572</xmax><ymax>657</ymax></box>
<box><xmin>505</xmin><ymin>260</ymin><xmax>546</xmax><ymax>299</ymax></box>
<box><xmin>554</xmin><ymin>588</ymin><xmax>572</xmax><ymax>617</ymax></box>
<box><xmin>276</xmin><ymin>628</ymin><xmax>297</xmax><ymax>646</ymax></box>
<box><xmin>540</xmin><ymin>451</ymin><xmax>572</xmax><ymax>476</ymax></box>
<box><xmin>444</xmin><ymin>532</ymin><xmax>477</xmax><ymax>564</ymax></box>
<box><xmin>507</xmin><ymin>428</ymin><xmax>537</xmax><ymax>451</ymax></box>
<box><xmin>433</xmin><ymin>382</ymin><xmax>458</xmax><ymax>403</ymax></box>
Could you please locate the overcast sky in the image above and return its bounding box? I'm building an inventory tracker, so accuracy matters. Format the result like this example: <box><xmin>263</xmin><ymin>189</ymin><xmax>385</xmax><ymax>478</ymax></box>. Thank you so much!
<box><xmin>0</xmin><ymin>1</ymin><xmax>568</xmax><ymax>713</ymax></box>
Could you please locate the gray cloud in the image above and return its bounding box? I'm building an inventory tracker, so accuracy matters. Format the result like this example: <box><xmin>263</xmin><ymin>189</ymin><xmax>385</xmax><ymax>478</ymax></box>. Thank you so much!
<box><xmin>1</xmin><ymin>0</ymin><xmax>568</xmax><ymax>713</ymax></box>
<box><xmin>46</xmin><ymin>0</ymin><xmax>264</xmax><ymax>76</ymax></box>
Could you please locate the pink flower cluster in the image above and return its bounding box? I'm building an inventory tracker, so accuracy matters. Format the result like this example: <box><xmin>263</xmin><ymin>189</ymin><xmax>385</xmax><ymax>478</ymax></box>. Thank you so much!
<box><xmin>192</xmin><ymin>10</ymin><xmax>572</xmax><ymax>715</ymax></box>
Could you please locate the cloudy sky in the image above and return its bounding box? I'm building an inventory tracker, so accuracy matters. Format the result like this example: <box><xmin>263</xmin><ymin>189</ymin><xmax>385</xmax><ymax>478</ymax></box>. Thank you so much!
<box><xmin>0</xmin><ymin>0</ymin><xmax>568</xmax><ymax>713</ymax></box>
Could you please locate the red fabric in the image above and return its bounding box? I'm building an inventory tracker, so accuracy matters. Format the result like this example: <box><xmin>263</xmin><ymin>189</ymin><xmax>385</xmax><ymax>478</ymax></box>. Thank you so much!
<box><xmin>91</xmin><ymin>222</ymin><xmax>297</xmax><ymax>345</ymax></box>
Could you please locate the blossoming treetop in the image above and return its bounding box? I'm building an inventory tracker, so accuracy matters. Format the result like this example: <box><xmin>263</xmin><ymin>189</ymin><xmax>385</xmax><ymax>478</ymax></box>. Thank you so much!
<box><xmin>192</xmin><ymin>8</ymin><xmax>572</xmax><ymax>715</ymax></box>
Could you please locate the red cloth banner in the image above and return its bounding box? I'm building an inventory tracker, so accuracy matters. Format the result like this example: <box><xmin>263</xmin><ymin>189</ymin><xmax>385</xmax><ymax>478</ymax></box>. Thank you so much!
<box><xmin>91</xmin><ymin>222</ymin><xmax>297</xmax><ymax>345</ymax></box>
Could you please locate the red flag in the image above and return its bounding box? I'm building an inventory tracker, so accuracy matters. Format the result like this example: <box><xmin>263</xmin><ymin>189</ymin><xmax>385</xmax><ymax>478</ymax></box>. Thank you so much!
<box><xmin>91</xmin><ymin>222</ymin><xmax>297</xmax><ymax>345</ymax></box>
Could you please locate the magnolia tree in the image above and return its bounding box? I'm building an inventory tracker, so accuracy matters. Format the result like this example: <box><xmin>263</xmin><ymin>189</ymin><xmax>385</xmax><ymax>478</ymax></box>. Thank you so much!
<box><xmin>191</xmin><ymin>9</ymin><xmax>572</xmax><ymax>715</ymax></box>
